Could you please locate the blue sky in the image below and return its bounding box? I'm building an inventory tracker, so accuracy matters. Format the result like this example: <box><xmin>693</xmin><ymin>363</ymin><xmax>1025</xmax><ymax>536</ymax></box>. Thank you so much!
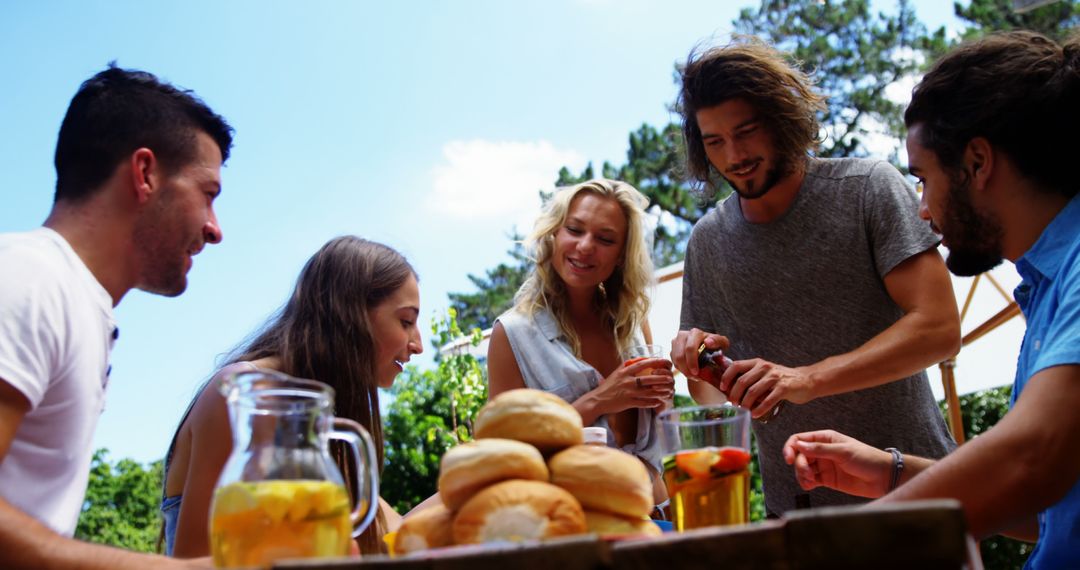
<box><xmin>1</xmin><ymin>0</ymin><xmax>959</xmax><ymax>463</ymax></box>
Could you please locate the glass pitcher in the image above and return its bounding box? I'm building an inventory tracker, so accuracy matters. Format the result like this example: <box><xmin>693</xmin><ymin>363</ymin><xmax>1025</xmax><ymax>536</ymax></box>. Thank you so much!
<box><xmin>209</xmin><ymin>369</ymin><xmax>379</xmax><ymax>568</ymax></box>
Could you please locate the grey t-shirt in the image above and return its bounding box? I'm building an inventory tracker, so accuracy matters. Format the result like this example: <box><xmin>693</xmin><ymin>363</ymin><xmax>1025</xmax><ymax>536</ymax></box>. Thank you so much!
<box><xmin>680</xmin><ymin>157</ymin><xmax>956</xmax><ymax>515</ymax></box>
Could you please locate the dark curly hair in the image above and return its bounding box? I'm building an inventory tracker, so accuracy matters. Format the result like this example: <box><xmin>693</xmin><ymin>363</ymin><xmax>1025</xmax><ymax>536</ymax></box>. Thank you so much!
<box><xmin>905</xmin><ymin>30</ymin><xmax>1080</xmax><ymax>198</ymax></box>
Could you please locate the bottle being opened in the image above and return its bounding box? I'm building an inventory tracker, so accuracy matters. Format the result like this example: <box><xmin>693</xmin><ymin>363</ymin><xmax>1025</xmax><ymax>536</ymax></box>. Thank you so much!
<box><xmin>696</xmin><ymin>343</ymin><xmax>783</xmax><ymax>423</ymax></box>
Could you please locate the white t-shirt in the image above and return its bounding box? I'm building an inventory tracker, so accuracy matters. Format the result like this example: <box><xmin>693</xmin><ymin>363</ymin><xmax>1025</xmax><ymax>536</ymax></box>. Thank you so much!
<box><xmin>0</xmin><ymin>228</ymin><xmax>116</xmax><ymax>536</ymax></box>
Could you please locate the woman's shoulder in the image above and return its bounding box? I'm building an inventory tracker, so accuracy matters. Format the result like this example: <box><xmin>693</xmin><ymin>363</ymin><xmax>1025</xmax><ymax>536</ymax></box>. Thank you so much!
<box><xmin>498</xmin><ymin>306</ymin><xmax>563</xmax><ymax>341</ymax></box>
<box><xmin>495</xmin><ymin>306</ymin><xmax>534</xmax><ymax>330</ymax></box>
<box><xmin>210</xmin><ymin>360</ymin><xmax>259</xmax><ymax>381</ymax></box>
<box><xmin>189</xmin><ymin>361</ymin><xmax>260</xmax><ymax>427</ymax></box>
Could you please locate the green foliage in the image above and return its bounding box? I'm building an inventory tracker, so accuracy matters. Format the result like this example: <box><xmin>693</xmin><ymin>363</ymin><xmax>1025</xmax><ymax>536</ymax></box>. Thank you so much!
<box><xmin>75</xmin><ymin>449</ymin><xmax>163</xmax><ymax>553</ymax></box>
<box><xmin>944</xmin><ymin>384</ymin><xmax>1013</xmax><ymax>442</ymax></box>
<box><xmin>734</xmin><ymin>0</ymin><xmax>948</xmax><ymax>162</ymax></box>
<box><xmin>941</xmin><ymin>385</ymin><xmax>1032</xmax><ymax>569</ymax></box>
<box><xmin>380</xmin><ymin>309</ymin><xmax>488</xmax><ymax>513</ymax></box>
<box><xmin>748</xmin><ymin>436</ymin><xmax>766</xmax><ymax>522</ymax></box>
<box><xmin>447</xmin><ymin>235</ymin><xmax>531</xmax><ymax>333</ymax></box>
<box><xmin>955</xmin><ymin>0</ymin><xmax>1079</xmax><ymax>42</ymax></box>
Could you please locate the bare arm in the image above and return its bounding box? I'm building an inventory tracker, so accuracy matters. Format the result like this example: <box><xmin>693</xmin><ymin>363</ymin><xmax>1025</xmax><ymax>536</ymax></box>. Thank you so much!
<box><xmin>379</xmin><ymin>497</ymin><xmax>402</xmax><ymax>533</ymax></box>
<box><xmin>171</xmin><ymin>384</ymin><xmax>233</xmax><ymax>558</ymax></box>
<box><xmin>486</xmin><ymin>322</ymin><xmax>528</xmax><ymax>399</ymax></box>
<box><xmin>721</xmin><ymin>250</ymin><xmax>961</xmax><ymax>417</ymax></box>
<box><xmin>402</xmin><ymin>493</ymin><xmax>445</xmax><ymax>518</ymax></box>
<box><xmin>783</xmin><ymin>428</ymin><xmax>937</xmax><ymax>498</ymax></box>
<box><xmin>0</xmin><ymin>380</ymin><xmax>201</xmax><ymax>569</ymax></box>
<box><xmin>880</xmin><ymin>365</ymin><xmax>1080</xmax><ymax>538</ymax></box>
<box><xmin>802</xmin><ymin>248</ymin><xmax>961</xmax><ymax>398</ymax></box>
<box><xmin>998</xmin><ymin>519</ymin><xmax>1039</xmax><ymax>543</ymax></box>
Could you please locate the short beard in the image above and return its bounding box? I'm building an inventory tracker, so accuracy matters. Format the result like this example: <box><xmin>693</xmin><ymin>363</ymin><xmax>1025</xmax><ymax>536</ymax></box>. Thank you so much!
<box><xmin>721</xmin><ymin>152</ymin><xmax>795</xmax><ymax>200</ymax></box>
<box><xmin>941</xmin><ymin>170</ymin><xmax>1005</xmax><ymax>277</ymax></box>
<box><xmin>131</xmin><ymin>192</ymin><xmax>189</xmax><ymax>297</ymax></box>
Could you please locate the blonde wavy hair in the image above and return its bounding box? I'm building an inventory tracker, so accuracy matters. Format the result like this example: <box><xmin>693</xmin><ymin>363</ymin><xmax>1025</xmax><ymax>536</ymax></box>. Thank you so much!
<box><xmin>512</xmin><ymin>179</ymin><xmax>654</xmax><ymax>358</ymax></box>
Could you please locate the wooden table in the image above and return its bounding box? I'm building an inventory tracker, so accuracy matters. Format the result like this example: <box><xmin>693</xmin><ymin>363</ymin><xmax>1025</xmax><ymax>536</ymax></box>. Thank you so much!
<box><xmin>276</xmin><ymin>499</ymin><xmax>973</xmax><ymax>570</ymax></box>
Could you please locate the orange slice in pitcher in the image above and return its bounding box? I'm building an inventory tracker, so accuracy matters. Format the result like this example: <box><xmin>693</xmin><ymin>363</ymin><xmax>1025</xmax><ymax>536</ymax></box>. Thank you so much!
<box><xmin>674</xmin><ymin>449</ymin><xmax>720</xmax><ymax>479</ymax></box>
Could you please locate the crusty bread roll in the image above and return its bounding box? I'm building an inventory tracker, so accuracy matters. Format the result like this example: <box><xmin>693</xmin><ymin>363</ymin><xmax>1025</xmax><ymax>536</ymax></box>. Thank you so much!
<box><xmin>548</xmin><ymin>444</ymin><xmax>654</xmax><ymax>518</ymax></box>
<box><xmin>394</xmin><ymin>504</ymin><xmax>454</xmax><ymax>554</ymax></box>
<box><xmin>584</xmin><ymin>510</ymin><xmax>662</xmax><ymax>538</ymax></box>
<box><xmin>474</xmin><ymin>389</ymin><xmax>584</xmax><ymax>452</ymax></box>
<box><xmin>438</xmin><ymin>438</ymin><xmax>549</xmax><ymax>511</ymax></box>
<box><xmin>452</xmin><ymin>480</ymin><xmax>586</xmax><ymax>545</ymax></box>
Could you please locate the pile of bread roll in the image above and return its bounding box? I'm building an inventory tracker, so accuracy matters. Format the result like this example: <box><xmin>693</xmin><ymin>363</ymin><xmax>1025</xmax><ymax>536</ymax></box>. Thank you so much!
<box><xmin>393</xmin><ymin>388</ymin><xmax>661</xmax><ymax>555</ymax></box>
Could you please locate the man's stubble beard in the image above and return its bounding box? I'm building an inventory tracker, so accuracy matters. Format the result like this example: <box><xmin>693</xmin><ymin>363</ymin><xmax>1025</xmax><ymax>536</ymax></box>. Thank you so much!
<box><xmin>720</xmin><ymin>151</ymin><xmax>797</xmax><ymax>201</ymax></box>
<box><xmin>940</xmin><ymin>170</ymin><xmax>1005</xmax><ymax>277</ymax></box>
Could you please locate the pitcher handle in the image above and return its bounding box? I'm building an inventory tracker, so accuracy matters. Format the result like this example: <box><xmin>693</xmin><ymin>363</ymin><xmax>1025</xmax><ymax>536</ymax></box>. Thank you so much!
<box><xmin>329</xmin><ymin>418</ymin><xmax>380</xmax><ymax>539</ymax></box>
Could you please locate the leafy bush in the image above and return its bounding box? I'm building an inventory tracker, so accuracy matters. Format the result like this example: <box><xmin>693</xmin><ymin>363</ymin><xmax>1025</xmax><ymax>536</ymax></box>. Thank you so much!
<box><xmin>75</xmin><ymin>449</ymin><xmax>163</xmax><ymax>553</ymax></box>
<box><xmin>380</xmin><ymin>310</ymin><xmax>487</xmax><ymax>513</ymax></box>
<box><xmin>942</xmin><ymin>385</ymin><xmax>1032</xmax><ymax>569</ymax></box>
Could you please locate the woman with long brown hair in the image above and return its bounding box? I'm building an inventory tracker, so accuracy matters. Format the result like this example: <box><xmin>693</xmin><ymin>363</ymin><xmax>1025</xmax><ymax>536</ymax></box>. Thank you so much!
<box><xmin>161</xmin><ymin>236</ymin><xmax>422</xmax><ymax>556</ymax></box>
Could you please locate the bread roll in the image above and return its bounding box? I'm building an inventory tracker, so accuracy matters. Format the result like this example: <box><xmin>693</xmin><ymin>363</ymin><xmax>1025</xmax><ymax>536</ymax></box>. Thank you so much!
<box><xmin>394</xmin><ymin>504</ymin><xmax>454</xmax><ymax>554</ymax></box>
<box><xmin>474</xmin><ymin>389</ymin><xmax>584</xmax><ymax>452</ymax></box>
<box><xmin>452</xmin><ymin>480</ymin><xmax>586</xmax><ymax>544</ymax></box>
<box><xmin>438</xmin><ymin>438</ymin><xmax>549</xmax><ymax>511</ymax></box>
<box><xmin>548</xmin><ymin>444</ymin><xmax>653</xmax><ymax>518</ymax></box>
<box><xmin>584</xmin><ymin>510</ymin><xmax>662</xmax><ymax>538</ymax></box>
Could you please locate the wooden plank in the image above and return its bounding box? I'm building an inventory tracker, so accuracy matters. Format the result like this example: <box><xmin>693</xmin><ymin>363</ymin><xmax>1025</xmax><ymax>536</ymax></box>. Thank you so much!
<box><xmin>611</xmin><ymin>520</ymin><xmax>787</xmax><ymax>570</ymax></box>
<box><xmin>272</xmin><ymin>501</ymin><xmax>970</xmax><ymax>569</ymax></box>
<box><xmin>783</xmin><ymin>499</ymin><xmax>968</xmax><ymax>570</ymax></box>
<box><xmin>273</xmin><ymin>534</ymin><xmax>609</xmax><ymax>570</ymax></box>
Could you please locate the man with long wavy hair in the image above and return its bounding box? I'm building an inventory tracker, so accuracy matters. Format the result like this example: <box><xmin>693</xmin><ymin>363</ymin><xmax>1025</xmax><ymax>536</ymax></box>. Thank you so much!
<box><xmin>669</xmin><ymin>37</ymin><xmax>961</xmax><ymax>517</ymax></box>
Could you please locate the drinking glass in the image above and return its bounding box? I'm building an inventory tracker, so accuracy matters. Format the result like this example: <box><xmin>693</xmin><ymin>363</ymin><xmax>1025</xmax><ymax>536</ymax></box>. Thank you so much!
<box><xmin>621</xmin><ymin>344</ymin><xmax>667</xmax><ymax>372</ymax></box>
<box><xmin>658</xmin><ymin>404</ymin><xmax>751</xmax><ymax>530</ymax></box>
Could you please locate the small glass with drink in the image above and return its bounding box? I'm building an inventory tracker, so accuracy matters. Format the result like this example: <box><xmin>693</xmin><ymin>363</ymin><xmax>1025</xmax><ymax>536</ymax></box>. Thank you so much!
<box><xmin>621</xmin><ymin>343</ymin><xmax>667</xmax><ymax>371</ymax></box>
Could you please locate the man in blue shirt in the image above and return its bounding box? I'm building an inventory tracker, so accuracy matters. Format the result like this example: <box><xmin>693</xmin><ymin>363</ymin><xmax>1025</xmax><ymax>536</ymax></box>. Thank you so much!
<box><xmin>781</xmin><ymin>30</ymin><xmax>1079</xmax><ymax>568</ymax></box>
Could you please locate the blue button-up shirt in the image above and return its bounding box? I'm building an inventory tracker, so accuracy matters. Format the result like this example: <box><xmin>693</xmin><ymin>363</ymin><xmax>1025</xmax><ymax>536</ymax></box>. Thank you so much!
<box><xmin>1011</xmin><ymin>194</ymin><xmax>1080</xmax><ymax>569</ymax></box>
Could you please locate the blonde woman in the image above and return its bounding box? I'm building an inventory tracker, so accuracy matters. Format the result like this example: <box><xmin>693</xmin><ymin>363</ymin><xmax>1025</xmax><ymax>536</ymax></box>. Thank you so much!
<box><xmin>487</xmin><ymin>179</ymin><xmax>673</xmax><ymax>507</ymax></box>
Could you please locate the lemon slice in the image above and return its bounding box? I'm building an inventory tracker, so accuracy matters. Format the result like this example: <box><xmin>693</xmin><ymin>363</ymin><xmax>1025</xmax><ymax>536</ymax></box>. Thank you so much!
<box><xmin>213</xmin><ymin>482</ymin><xmax>257</xmax><ymax>516</ymax></box>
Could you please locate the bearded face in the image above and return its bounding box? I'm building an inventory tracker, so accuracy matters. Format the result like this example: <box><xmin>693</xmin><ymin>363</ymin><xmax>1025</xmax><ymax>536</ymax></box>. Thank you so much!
<box><xmin>937</xmin><ymin>168</ymin><xmax>1006</xmax><ymax>277</ymax></box>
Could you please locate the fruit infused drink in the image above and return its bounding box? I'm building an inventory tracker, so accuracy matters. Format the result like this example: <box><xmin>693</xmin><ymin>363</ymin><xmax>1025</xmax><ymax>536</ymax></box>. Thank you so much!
<box><xmin>663</xmin><ymin>446</ymin><xmax>750</xmax><ymax>529</ymax></box>
<box><xmin>211</xmin><ymin>480</ymin><xmax>353</xmax><ymax>568</ymax></box>
<box><xmin>622</xmin><ymin>344</ymin><xmax>667</xmax><ymax>375</ymax></box>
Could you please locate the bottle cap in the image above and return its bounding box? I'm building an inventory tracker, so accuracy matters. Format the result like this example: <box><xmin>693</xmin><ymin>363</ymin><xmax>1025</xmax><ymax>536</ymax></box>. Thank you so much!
<box><xmin>582</xmin><ymin>427</ymin><xmax>609</xmax><ymax>446</ymax></box>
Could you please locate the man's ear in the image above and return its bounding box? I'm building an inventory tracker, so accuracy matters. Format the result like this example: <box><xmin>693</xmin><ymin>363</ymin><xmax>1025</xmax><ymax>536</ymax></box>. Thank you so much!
<box><xmin>964</xmin><ymin>137</ymin><xmax>994</xmax><ymax>192</ymax></box>
<box><xmin>129</xmin><ymin>148</ymin><xmax>158</xmax><ymax>205</ymax></box>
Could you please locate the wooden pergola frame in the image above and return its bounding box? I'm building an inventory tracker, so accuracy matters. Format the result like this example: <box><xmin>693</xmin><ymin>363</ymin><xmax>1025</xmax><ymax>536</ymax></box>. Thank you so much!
<box><xmin>938</xmin><ymin>272</ymin><xmax>1023</xmax><ymax>444</ymax></box>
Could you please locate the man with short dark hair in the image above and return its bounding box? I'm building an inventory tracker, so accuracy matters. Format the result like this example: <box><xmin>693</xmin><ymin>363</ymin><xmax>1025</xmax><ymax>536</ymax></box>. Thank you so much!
<box><xmin>783</xmin><ymin>31</ymin><xmax>1080</xmax><ymax>568</ymax></box>
<box><xmin>0</xmin><ymin>65</ymin><xmax>232</xmax><ymax>568</ymax></box>
<box><xmin>668</xmin><ymin>37</ymin><xmax>962</xmax><ymax>517</ymax></box>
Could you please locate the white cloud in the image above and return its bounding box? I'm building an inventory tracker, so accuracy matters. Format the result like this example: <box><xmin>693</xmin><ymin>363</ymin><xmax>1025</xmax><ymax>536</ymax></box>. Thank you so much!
<box><xmin>426</xmin><ymin>139</ymin><xmax>586</xmax><ymax>230</ymax></box>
